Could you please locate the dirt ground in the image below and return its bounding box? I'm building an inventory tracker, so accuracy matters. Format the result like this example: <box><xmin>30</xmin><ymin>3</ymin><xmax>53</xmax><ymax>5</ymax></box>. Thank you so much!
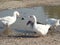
<box><xmin>0</xmin><ymin>29</ymin><xmax>60</xmax><ymax>45</ymax></box>
<box><xmin>0</xmin><ymin>0</ymin><xmax>60</xmax><ymax>10</ymax></box>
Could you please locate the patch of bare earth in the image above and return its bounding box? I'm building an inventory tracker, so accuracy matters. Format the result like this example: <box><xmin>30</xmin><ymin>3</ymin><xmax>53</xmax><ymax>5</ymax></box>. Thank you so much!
<box><xmin>0</xmin><ymin>0</ymin><xmax>60</xmax><ymax>10</ymax></box>
<box><xmin>0</xmin><ymin>29</ymin><xmax>60</xmax><ymax>45</ymax></box>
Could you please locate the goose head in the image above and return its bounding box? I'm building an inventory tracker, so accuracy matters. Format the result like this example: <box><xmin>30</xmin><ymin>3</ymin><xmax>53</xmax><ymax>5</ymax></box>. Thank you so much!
<box><xmin>14</xmin><ymin>11</ymin><xmax>20</xmax><ymax>18</ymax></box>
<box><xmin>28</xmin><ymin>15</ymin><xmax>37</xmax><ymax>23</ymax></box>
<box><xmin>26</xmin><ymin>15</ymin><xmax>38</xmax><ymax>28</ymax></box>
<box><xmin>13</xmin><ymin>11</ymin><xmax>24</xmax><ymax>20</ymax></box>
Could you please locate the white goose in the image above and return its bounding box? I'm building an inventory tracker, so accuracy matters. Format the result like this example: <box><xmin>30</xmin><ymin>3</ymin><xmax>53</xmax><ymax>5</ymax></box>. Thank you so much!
<box><xmin>46</xmin><ymin>18</ymin><xmax>60</xmax><ymax>29</ymax></box>
<box><xmin>0</xmin><ymin>11</ymin><xmax>20</xmax><ymax>29</ymax></box>
<box><xmin>27</xmin><ymin>15</ymin><xmax>51</xmax><ymax>35</ymax></box>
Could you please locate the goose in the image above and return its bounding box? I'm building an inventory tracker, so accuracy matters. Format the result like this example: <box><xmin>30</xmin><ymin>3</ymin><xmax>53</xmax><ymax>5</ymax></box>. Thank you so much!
<box><xmin>26</xmin><ymin>15</ymin><xmax>51</xmax><ymax>36</ymax></box>
<box><xmin>0</xmin><ymin>11</ymin><xmax>20</xmax><ymax>29</ymax></box>
<box><xmin>46</xmin><ymin>18</ymin><xmax>60</xmax><ymax>29</ymax></box>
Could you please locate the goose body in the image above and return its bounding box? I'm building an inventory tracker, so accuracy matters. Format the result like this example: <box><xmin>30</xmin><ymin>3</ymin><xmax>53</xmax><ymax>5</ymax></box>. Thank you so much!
<box><xmin>0</xmin><ymin>11</ymin><xmax>20</xmax><ymax>28</ymax></box>
<box><xmin>27</xmin><ymin>15</ymin><xmax>51</xmax><ymax>35</ymax></box>
<box><xmin>33</xmin><ymin>23</ymin><xmax>51</xmax><ymax>35</ymax></box>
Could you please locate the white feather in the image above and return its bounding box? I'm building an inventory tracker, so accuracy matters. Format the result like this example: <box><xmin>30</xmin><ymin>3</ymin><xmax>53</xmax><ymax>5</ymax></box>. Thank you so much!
<box><xmin>28</xmin><ymin>15</ymin><xmax>51</xmax><ymax>35</ymax></box>
<box><xmin>0</xmin><ymin>11</ymin><xmax>20</xmax><ymax>27</ymax></box>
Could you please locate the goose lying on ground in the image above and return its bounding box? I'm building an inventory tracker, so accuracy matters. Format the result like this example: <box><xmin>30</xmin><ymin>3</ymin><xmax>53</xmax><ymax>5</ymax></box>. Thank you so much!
<box><xmin>26</xmin><ymin>15</ymin><xmax>51</xmax><ymax>36</ymax></box>
<box><xmin>0</xmin><ymin>11</ymin><xmax>20</xmax><ymax>29</ymax></box>
<box><xmin>46</xmin><ymin>18</ymin><xmax>60</xmax><ymax>29</ymax></box>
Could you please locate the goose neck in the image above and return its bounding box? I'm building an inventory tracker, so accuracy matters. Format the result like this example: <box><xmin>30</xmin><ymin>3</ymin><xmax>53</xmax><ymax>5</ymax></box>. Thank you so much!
<box><xmin>56</xmin><ymin>20</ymin><xmax>59</xmax><ymax>25</ymax></box>
<box><xmin>34</xmin><ymin>16</ymin><xmax>37</xmax><ymax>25</ymax></box>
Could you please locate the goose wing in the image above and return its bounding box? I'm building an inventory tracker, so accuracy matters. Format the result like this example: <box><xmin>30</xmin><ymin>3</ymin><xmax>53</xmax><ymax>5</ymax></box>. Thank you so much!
<box><xmin>34</xmin><ymin>24</ymin><xmax>51</xmax><ymax>35</ymax></box>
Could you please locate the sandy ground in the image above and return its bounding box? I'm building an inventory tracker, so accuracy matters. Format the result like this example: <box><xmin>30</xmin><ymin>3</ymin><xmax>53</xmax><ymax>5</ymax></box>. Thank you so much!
<box><xmin>0</xmin><ymin>0</ymin><xmax>60</xmax><ymax>10</ymax></box>
<box><xmin>0</xmin><ymin>28</ymin><xmax>60</xmax><ymax>45</ymax></box>
<box><xmin>0</xmin><ymin>31</ymin><xmax>60</xmax><ymax>45</ymax></box>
